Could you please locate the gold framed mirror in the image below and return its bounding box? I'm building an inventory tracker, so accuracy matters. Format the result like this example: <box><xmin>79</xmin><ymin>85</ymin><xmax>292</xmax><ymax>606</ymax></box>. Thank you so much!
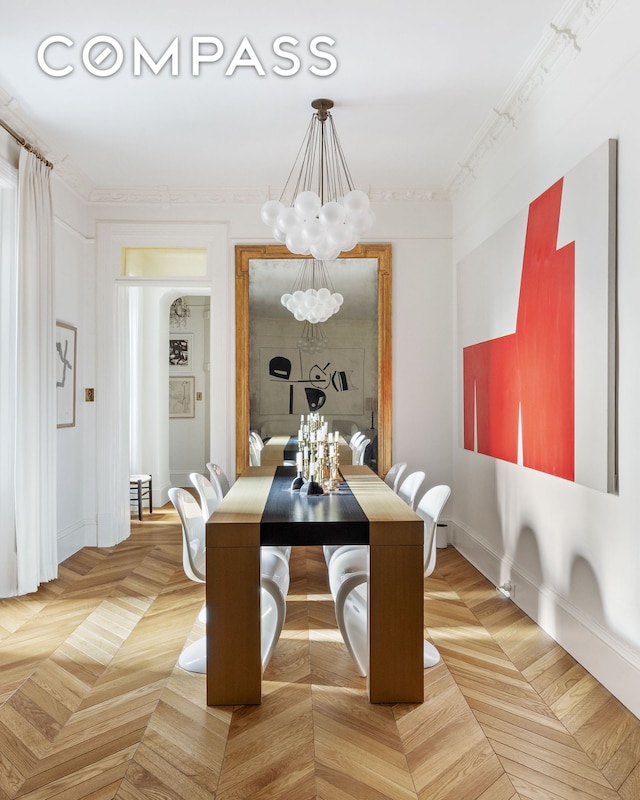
<box><xmin>235</xmin><ymin>243</ymin><xmax>391</xmax><ymax>477</ymax></box>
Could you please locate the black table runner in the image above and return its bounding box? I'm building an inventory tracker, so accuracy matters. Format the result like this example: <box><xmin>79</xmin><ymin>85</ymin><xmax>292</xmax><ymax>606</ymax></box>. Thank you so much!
<box><xmin>260</xmin><ymin>465</ymin><xmax>369</xmax><ymax>546</ymax></box>
<box><xmin>283</xmin><ymin>436</ymin><xmax>298</xmax><ymax>461</ymax></box>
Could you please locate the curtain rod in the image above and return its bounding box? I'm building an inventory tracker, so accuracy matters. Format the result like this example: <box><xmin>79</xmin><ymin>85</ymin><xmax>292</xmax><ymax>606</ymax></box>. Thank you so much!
<box><xmin>0</xmin><ymin>118</ymin><xmax>53</xmax><ymax>169</ymax></box>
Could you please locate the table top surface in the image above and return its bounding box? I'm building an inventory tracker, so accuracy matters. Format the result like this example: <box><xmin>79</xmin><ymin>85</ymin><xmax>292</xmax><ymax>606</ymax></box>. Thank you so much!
<box><xmin>207</xmin><ymin>464</ymin><xmax>422</xmax><ymax>547</ymax></box>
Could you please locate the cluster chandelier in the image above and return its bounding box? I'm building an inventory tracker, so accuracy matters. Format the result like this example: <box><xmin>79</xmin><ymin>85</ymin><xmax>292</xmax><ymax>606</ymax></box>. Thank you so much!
<box><xmin>281</xmin><ymin>258</ymin><xmax>343</xmax><ymax>324</ymax></box>
<box><xmin>260</xmin><ymin>99</ymin><xmax>374</xmax><ymax>260</ymax></box>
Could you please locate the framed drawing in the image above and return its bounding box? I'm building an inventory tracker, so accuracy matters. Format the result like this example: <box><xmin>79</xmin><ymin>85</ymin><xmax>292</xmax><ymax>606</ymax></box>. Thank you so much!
<box><xmin>56</xmin><ymin>321</ymin><xmax>77</xmax><ymax>428</ymax></box>
<box><xmin>169</xmin><ymin>375</ymin><xmax>196</xmax><ymax>418</ymax></box>
<box><xmin>169</xmin><ymin>333</ymin><xmax>193</xmax><ymax>370</ymax></box>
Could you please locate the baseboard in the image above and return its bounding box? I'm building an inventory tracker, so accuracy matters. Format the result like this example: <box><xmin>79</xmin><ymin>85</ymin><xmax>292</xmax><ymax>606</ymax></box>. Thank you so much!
<box><xmin>449</xmin><ymin>521</ymin><xmax>640</xmax><ymax>721</ymax></box>
<box><xmin>57</xmin><ymin>518</ymin><xmax>97</xmax><ymax>562</ymax></box>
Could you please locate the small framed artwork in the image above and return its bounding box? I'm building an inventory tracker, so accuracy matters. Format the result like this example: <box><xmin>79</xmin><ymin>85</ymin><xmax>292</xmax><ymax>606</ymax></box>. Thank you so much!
<box><xmin>169</xmin><ymin>375</ymin><xmax>196</xmax><ymax>418</ymax></box>
<box><xmin>169</xmin><ymin>333</ymin><xmax>193</xmax><ymax>370</ymax></box>
<box><xmin>56</xmin><ymin>321</ymin><xmax>77</xmax><ymax>428</ymax></box>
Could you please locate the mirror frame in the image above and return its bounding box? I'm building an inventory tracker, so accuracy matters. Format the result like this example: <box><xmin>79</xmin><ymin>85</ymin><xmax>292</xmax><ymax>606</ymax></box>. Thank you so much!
<box><xmin>235</xmin><ymin>243</ymin><xmax>392</xmax><ymax>478</ymax></box>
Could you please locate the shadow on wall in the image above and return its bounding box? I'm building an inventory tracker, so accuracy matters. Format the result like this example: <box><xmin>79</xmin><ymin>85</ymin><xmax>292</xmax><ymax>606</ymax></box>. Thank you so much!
<box><xmin>568</xmin><ymin>554</ymin><xmax>606</xmax><ymax>628</ymax></box>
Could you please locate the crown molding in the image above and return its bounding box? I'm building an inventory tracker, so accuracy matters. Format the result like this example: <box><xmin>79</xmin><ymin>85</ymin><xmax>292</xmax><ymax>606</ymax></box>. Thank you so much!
<box><xmin>1</xmin><ymin>88</ymin><xmax>94</xmax><ymax>200</ymax></box>
<box><xmin>447</xmin><ymin>0</ymin><xmax>619</xmax><ymax>196</ymax></box>
<box><xmin>86</xmin><ymin>184</ymin><xmax>448</xmax><ymax>206</ymax></box>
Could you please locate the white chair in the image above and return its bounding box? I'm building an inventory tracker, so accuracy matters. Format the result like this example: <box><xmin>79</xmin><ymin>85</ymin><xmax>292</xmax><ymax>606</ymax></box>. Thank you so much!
<box><xmin>349</xmin><ymin>431</ymin><xmax>364</xmax><ymax>451</ymax></box>
<box><xmin>168</xmin><ymin>487</ymin><xmax>289</xmax><ymax>674</ymax></box>
<box><xmin>206</xmin><ymin>462</ymin><xmax>231</xmax><ymax>500</ymax></box>
<box><xmin>249</xmin><ymin>439</ymin><xmax>261</xmax><ymax>466</ymax></box>
<box><xmin>353</xmin><ymin>437</ymin><xmax>371</xmax><ymax>466</ymax></box>
<box><xmin>189</xmin><ymin>472</ymin><xmax>221</xmax><ymax>521</ymax></box>
<box><xmin>397</xmin><ymin>470</ymin><xmax>426</xmax><ymax>510</ymax></box>
<box><xmin>202</xmin><ymin>466</ymin><xmax>290</xmax><ymax>563</ymax></box>
<box><xmin>328</xmin><ymin>485</ymin><xmax>451</xmax><ymax>676</ymax></box>
<box><xmin>384</xmin><ymin>462</ymin><xmax>407</xmax><ymax>493</ymax></box>
<box><xmin>250</xmin><ymin>430</ymin><xmax>264</xmax><ymax>450</ymax></box>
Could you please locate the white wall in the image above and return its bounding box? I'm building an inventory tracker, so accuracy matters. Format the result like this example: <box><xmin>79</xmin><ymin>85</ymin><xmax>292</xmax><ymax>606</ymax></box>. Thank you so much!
<box><xmin>52</xmin><ymin>178</ymin><xmax>97</xmax><ymax>560</ymax></box>
<box><xmin>450</xmin><ymin>0</ymin><xmax>640</xmax><ymax>717</ymax></box>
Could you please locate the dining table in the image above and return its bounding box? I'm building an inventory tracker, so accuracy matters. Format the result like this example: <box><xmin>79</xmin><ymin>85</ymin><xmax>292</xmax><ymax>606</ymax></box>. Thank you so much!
<box><xmin>205</xmin><ymin>464</ymin><xmax>425</xmax><ymax>705</ymax></box>
<box><xmin>259</xmin><ymin>433</ymin><xmax>353</xmax><ymax>467</ymax></box>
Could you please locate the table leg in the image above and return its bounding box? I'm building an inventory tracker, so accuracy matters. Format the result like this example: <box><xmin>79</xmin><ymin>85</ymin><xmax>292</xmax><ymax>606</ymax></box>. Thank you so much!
<box><xmin>368</xmin><ymin>539</ymin><xmax>424</xmax><ymax>703</ymax></box>
<box><xmin>206</xmin><ymin>539</ymin><xmax>262</xmax><ymax>705</ymax></box>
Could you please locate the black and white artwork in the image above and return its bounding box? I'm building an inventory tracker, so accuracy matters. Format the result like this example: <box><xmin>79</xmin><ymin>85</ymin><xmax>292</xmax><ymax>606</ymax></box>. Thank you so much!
<box><xmin>56</xmin><ymin>320</ymin><xmax>76</xmax><ymax>428</ymax></box>
<box><xmin>259</xmin><ymin>347</ymin><xmax>364</xmax><ymax>416</ymax></box>
<box><xmin>169</xmin><ymin>333</ymin><xmax>193</xmax><ymax>370</ymax></box>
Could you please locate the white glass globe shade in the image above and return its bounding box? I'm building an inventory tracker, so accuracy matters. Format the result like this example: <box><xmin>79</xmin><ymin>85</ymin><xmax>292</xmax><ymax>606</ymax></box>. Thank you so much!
<box><xmin>304</xmin><ymin>291</ymin><xmax>318</xmax><ymax>309</ymax></box>
<box><xmin>308</xmin><ymin>312</ymin><xmax>319</xmax><ymax>324</ymax></box>
<box><xmin>294</xmin><ymin>190</ymin><xmax>321</xmax><ymax>220</ymax></box>
<box><xmin>311</xmin><ymin>240</ymin><xmax>341</xmax><ymax>260</ymax></box>
<box><xmin>319</xmin><ymin>200</ymin><xmax>346</xmax><ymax>227</ymax></box>
<box><xmin>333</xmin><ymin>292</ymin><xmax>344</xmax><ymax>307</ymax></box>
<box><xmin>317</xmin><ymin>287</ymin><xmax>331</xmax><ymax>302</ymax></box>
<box><xmin>277</xmin><ymin>207</ymin><xmax>302</xmax><ymax>234</ymax></box>
<box><xmin>340</xmin><ymin>225</ymin><xmax>359</xmax><ymax>252</ymax></box>
<box><xmin>286</xmin><ymin>229</ymin><xmax>310</xmax><ymax>255</ymax></box>
<box><xmin>343</xmin><ymin>188</ymin><xmax>370</xmax><ymax>215</ymax></box>
<box><xmin>281</xmin><ymin>293</ymin><xmax>293</xmax><ymax>307</ymax></box>
<box><xmin>302</xmin><ymin>218</ymin><xmax>324</xmax><ymax>244</ymax></box>
<box><xmin>294</xmin><ymin>309</ymin><xmax>306</xmax><ymax>321</ymax></box>
<box><xmin>261</xmin><ymin>199</ymin><xmax>284</xmax><ymax>226</ymax></box>
<box><xmin>272</xmin><ymin>225</ymin><xmax>286</xmax><ymax>244</ymax></box>
<box><xmin>327</xmin><ymin>223</ymin><xmax>353</xmax><ymax>252</ymax></box>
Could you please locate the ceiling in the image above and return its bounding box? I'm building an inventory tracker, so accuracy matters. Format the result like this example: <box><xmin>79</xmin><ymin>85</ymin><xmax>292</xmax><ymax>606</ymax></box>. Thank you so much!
<box><xmin>0</xmin><ymin>1</ymin><xmax>568</xmax><ymax>199</ymax></box>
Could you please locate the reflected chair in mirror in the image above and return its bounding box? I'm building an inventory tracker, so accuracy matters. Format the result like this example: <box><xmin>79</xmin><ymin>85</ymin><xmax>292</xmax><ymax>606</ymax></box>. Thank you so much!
<box><xmin>384</xmin><ymin>462</ymin><xmax>407</xmax><ymax>493</ymax></box>
<box><xmin>206</xmin><ymin>463</ymin><xmax>231</xmax><ymax>501</ymax></box>
<box><xmin>250</xmin><ymin>430</ymin><xmax>265</xmax><ymax>451</ymax></box>
<box><xmin>353</xmin><ymin>437</ymin><xmax>371</xmax><ymax>466</ymax></box>
<box><xmin>328</xmin><ymin>484</ymin><xmax>452</xmax><ymax>676</ymax></box>
<box><xmin>168</xmin><ymin>487</ymin><xmax>289</xmax><ymax>674</ymax></box>
<box><xmin>349</xmin><ymin>431</ymin><xmax>364</xmax><ymax>452</ymax></box>
<box><xmin>397</xmin><ymin>470</ymin><xmax>426</xmax><ymax>510</ymax></box>
<box><xmin>249</xmin><ymin>439</ymin><xmax>261</xmax><ymax>466</ymax></box>
<box><xmin>189</xmin><ymin>473</ymin><xmax>221</xmax><ymax>522</ymax></box>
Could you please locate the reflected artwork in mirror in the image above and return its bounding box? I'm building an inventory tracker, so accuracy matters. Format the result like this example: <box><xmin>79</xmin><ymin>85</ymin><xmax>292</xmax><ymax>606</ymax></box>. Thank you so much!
<box><xmin>235</xmin><ymin>244</ymin><xmax>391</xmax><ymax>478</ymax></box>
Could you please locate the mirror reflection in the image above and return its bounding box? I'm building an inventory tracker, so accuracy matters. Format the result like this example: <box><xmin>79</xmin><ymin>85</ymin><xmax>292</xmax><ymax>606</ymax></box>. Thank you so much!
<box><xmin>235</xmin><ymin>244</ymin><xmax>391</xmax><ymax>477</ymax></box>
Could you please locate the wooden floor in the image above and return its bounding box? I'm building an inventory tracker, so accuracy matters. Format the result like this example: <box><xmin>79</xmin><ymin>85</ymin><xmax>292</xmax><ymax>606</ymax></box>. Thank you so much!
<box><xmin>1</xmin><ymin>504</ymin><xmax>639</xmax><ymax>800</ymax></box>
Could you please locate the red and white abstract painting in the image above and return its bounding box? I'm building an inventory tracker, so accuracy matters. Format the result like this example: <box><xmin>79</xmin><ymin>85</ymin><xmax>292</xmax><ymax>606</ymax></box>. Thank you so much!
<box><xmin>458</xmin><ymin>140</ymin><xmax>617</xmax><ymax>492</ymax></box>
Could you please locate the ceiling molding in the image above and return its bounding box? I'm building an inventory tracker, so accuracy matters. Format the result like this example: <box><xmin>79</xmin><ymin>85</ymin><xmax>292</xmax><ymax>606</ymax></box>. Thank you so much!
<box><xmin>447</xmin><ymin>0</ymin><xmax>619</xmax><ymax>196</ymax></box>
<box><xmin>87</xmin><ymin>184</ymin><xmax>448</xmax><ymax>206</ymax></box>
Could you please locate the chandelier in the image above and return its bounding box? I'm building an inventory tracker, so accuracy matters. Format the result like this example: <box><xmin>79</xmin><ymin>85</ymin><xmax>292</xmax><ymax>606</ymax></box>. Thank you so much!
<box><xmin>169</xmin><ymin>297</ymin><xmax>190</xmax><ymax>327</ymax></box>
<box><xmin>281</xmin><ymin>259</ymin><xmax>343</xmax><ymax>324</ymax></box>
<box><xmin>261</xmin><ymin>99</ymin><xmax>374</xmax><ymax>260</ymax></box>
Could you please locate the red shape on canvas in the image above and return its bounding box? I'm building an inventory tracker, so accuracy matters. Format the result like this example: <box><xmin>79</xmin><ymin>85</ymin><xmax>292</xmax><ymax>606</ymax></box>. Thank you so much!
<box><xmin>463</xmin><ymin>178</ymin><xmax>575</xmax><ymax>481</ymax></box>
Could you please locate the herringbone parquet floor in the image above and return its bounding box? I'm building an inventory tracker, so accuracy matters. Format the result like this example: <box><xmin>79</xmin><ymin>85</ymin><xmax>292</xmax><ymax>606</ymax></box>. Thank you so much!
<box><xmin>0</xmin><ymin>503</ymin><xmax>639</xmax><ymax>799</ymax></box>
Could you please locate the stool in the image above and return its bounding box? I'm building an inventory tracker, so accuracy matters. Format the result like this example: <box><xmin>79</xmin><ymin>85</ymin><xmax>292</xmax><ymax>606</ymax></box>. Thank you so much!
<box><xmin>130</xmin><ymin>474</ymin><xmax>152</xmax><ymax>520</ymax></box>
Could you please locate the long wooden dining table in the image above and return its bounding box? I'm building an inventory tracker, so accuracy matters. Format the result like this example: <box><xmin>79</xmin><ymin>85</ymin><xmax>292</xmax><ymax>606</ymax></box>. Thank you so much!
<box><xmin>205</xmin><ymin>464</ymin><xmax>425</xmax><ymax>705</ymax></box>
<box><xmin>259</xmin><ymin>433</ymin><xmax>352</xmax><ymax>466</ymax></box>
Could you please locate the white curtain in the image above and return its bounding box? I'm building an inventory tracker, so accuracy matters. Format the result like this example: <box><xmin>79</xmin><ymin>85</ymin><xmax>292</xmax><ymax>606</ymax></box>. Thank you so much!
<box><xmin>13</xmin><ymin>149</ymin><xmax>57</xmax><ymax>593</ymax></box>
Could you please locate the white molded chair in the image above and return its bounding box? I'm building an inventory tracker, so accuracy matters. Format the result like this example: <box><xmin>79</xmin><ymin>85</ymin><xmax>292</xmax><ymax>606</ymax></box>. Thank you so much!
<box><xmin>397</xmin><ymin>470</ymin><xmax>426</xmax><ymax>510</ymax></box>
<box><xmin>328</xmin><ymin>485</ymin><xmax>451</xmax><ymax>676</ymax></box>
<box><xmin>189</xmin><ymin>472</ymin><xmax>221</xmax><ymax>521</ymax></box>
<box><xmin>349</xmin><ymin>431</ymin><xmax>365</xmax><ymax>451</ymax></box>
<box><xmin>201</xmin><ymin>466</ymin><xmax>290</xmax><ymax>563</ymax></box>
<box><xmin>353</xmin><ymin>437</ymin><xmax>371</xmax><ymax>466</ymax></box>
<box><xmin>168</xmin><ymin>487</ymin><xmax>289</xmax><ymax>674</ymax></box>
<box><xmin>206</xmin><ymin>462</ymin><xmax>231</xmax><ymax>500</ymax></box>
<box><xmin>384</xmin><ymin>462</ymin><xmax>407</xmax><ymax>493</ymax></box>
<box><xmin>250</xmin><ymin>430</ymin><xmax>264</xmax><ymax>451</ymax></box>
<box><xmin>249</xmin><ymin>439</ymin><xmax>261</xmax><ymax>466</ymax></box>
